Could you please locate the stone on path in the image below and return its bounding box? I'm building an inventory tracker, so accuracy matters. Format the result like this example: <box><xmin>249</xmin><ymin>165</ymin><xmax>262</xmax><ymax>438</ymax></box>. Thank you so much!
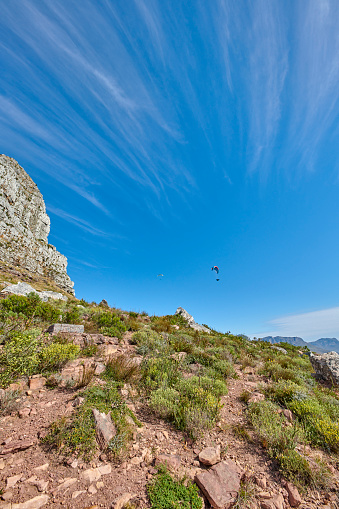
<box><xmin>260</xmin><ymin>493</ymin><xmax>285</xmax><ymax>509</ymax></box>
<box><xmin>0</xmin><ymin>494</ymin><xmax>49</xmax><ymax>509</ymax></box>
<box><xmin>194</xmin><ymin>460</ymin><xmax>242</xmax><ymax>509</ymax></box>
<box><xmin>81</xmin><ymin>464</ymin><xmax>111</xmax><ymax>483</ymax></box>
<box><xmin>286</xmin><ymin>482</ymin><xmax>302</xmax><ymax>507</ymax></box>
<box><xmin>52</xmin><ymin>477</ymin><xmax>77</xmax><ymax>494</ymax></box>
<box><xmin>199</xmin><ymin>446</ymin><xmax>220</xmax><ymax>466</ymax></box>
<box><xmin>0</xmin><ymin>439</ymin><xmax>35</xmax><ymax>455</ymax></box>
<box><xmin>6</xmin><ymin>474</ymin><xmax>21</xmax><ymax>489</ymax></box>
<box><xmin>113</xmin><ymin>493</ymin><xmax>137</xmax><ymax>509</ymax></box>
<box><xmin>155</xmin><ymin>454</ymin><xmax>181</xmax><ymax>471</ymax></box>
<box><xmin>29</xmin><ymin>376</ymin><xmax>46</xmax><ymax>390</ymax></box>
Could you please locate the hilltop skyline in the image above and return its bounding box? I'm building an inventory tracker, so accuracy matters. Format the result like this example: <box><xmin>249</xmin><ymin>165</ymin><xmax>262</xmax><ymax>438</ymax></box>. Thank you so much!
<box><xmin>1</xmin><ymin>1</ymin><xmax>339</xmax><ymax>341</ymax></box>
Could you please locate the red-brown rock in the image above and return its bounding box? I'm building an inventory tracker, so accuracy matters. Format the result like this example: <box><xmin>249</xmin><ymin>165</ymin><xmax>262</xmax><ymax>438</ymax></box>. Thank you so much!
<box><xmin>0</xmin><ymin>439</ymin><xmax>35</xmax><ymax>455</ymax></box>
<box><xmin>261</xmin><ymin>493</ymin><xmax>285</xmax><ymax>509</ymax></box>
<box><xmin>286</xmin><ymin>482</ymin><xmax>302</xmax><ymax>507</ymax></box>
<box><xmin>194</xmin><ymin>460</ymin><xmax>242</xmax><ymax>509</ymax></box>
<box><xmin>155</xmin><ymin>454</ymin><xmax>181</xmax><ymax>471</ymax></box>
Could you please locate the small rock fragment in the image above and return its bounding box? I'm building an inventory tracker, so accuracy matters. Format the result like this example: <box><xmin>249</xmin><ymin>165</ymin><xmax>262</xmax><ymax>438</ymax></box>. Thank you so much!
<box><xmin>6</xmin><ymin>474</ymin><xmax>21</xmax><ymax>489</ymax></box>
<box><xmin>113</xmin><ymin>493</ymin><xmax>137</xmax><ymax>509</ymax></box>
<box><xmin>72</xmin><ymin>491</ymin><xmax>86</xmax><ymax>499</ymax></box>
<box><xmin>88</xmin><ymin>485</ymin><xmax>97</xmax><ymax>495</ymax></box>
<box><xmin>155</xmin><ymin>454</ymin><xmax>181</xmax><ymax>471</ymax></box>
<box><xmin>199</xmin><ymin>446</ymin><xmax>221</xmax><ymax>466</ymax></box>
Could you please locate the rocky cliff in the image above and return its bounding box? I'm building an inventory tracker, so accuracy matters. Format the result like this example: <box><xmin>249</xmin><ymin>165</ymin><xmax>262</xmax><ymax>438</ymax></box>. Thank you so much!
<box><xmin>0</xmin><ymin>155</ymin><xmax>74</xmax><ymax>294</ymax></box>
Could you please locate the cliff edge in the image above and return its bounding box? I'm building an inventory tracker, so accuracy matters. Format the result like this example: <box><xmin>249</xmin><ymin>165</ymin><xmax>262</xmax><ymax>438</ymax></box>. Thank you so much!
<box><xmin>0</xmin><ymin>155</ymin><xmax>74</xmax><ymax>294</ymax></box>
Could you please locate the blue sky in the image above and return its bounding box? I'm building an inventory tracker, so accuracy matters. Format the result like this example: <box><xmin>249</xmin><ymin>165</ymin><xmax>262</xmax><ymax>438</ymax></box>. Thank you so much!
<box><xmin>1</xmin><ymin>0</ymin><xmax>339</xmax><ymax>340</ymax></box>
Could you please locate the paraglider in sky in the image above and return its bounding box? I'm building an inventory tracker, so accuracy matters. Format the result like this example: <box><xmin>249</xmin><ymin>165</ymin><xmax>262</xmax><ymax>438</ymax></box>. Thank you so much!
<box><xmin>211</xmin><ymin>266</ymin><xmax>220</xmax><ymax>281</ymax></box>
<box><xmin>157</xmin><ymin>274</ymin><xmax>164</xmax><ymax>279</ymax></box>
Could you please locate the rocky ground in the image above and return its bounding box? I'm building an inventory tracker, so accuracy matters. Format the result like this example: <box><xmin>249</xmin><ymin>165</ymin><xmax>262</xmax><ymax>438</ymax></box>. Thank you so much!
<box><xmin>0</xmin><ymin>332</ymin><xmax>338</xmax><ymax>509</ymax></box>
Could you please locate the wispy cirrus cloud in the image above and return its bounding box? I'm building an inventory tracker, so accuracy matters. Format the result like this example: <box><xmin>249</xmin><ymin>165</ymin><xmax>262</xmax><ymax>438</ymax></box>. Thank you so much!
<box><xmin>47</xmin><ymin>206</ymin><xmax>113</xmax><ymax>237</ymax></box>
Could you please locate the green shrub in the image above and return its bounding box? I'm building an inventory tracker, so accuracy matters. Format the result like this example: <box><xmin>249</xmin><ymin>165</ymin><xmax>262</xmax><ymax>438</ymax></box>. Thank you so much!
<box><xmin>91</xmin><ymin>311</ymin><xmax>127</xmax><ymax>339</ymax></box>
<box><xmin>43</xmin><ymin>382</ymin><xmax>136</xmax><ymax>460</ymax></box>
<box><xmin>0</xmin><ymin>330</ymin><xmax>41</xmax><ymax>387</ymax></box>
<box><xmin>82</xmin><ymin>344</ymin><xmax>99</xmax><ymax>357</ymax></box>
<box><xmin>39</xmin><ymin>342</ymin><xmax>80</xmax><ymax>371</ymax></box>
<box><xmin>278</xmin><ymin>449</ymin><xmax>313</xmax><ymax>487</ymax></box>
<box><xmin>142</xmin><ymin>357</ymin><xmax>181</xmax><ymax>390</ymax></box>
<box><xmin>64</xmin><ymin>307</ymin><xmax>82</xmax><ymax>324</ymax></box>
<box><xmin>150</xmin><ymin>387</ymin><xmax>179</xmax><ymax>419</ymax></box>
<box><xmin>132</xmin><ymin>329</ymin><xmax>168</xmax><ymax>355</ymax></box>
<box><xmin>147</xmin><ymin>466</ymin><xmax>202</xmax><ymax>509</ymax></box>
<box><xmin>248</xmin><ymin>400</ymin><xmax>302</xmax><ymax>455</ymax></box>
<box><xmin>0</xmin><ymin>293</ymin><xmax>61</xmax><ymax>323</ymax></box>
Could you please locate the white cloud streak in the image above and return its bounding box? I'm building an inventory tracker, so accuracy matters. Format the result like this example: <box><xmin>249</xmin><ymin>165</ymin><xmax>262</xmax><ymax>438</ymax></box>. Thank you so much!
<box><xmin>254</xmin><ymin>306</ymin><xmax>339</xmax><ymax>342</ymax></box>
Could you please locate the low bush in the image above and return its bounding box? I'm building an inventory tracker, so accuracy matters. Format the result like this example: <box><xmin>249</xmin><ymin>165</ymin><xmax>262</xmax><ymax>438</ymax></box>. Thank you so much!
<box><xmin>43</xmin><ymin>382</ymin><xmax>137</xmax><ymax>460</ymax></box>
<box><xmin>147</xmin><ymin>465</ymin><xmax>202</xmax><ymax>509</ymax></box>
<box><xmin>0</xmin><ymin>293</ymin><xmax>61</xmax><ymax>323</ymax></box>
<box><xmin>150</xmin><ymin>375</ymin><xmax>226</xmax><ymax>439</ymax></box>
<box><xmin>39</xmin><ymin>342</ymin><xmax>80</xmax><ymax>371</ymax></box>
<box><xmin>104</xmin><ymin>354</ymin><xmax>140</xmax><ymax>384</ymax></box>
<box><xmin>0</xmin><ymin>330</ymin><xmax>41</xmax><ymax>387</ymax></box>
<box><xmin>0</xmin><ymin>389</ymin><xmax>21</xmax><ymax>416</ymax></box>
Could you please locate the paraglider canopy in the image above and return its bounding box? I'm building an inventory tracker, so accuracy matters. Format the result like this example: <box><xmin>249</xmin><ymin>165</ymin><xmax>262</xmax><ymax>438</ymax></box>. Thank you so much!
<box><xmin>211</xmin><ymin>266</ymin><xmax>219</xmax><ymax>274</ymax></box>
<box><xmin>157</xmin><ymin>274</ymin><xmax>164</xmax><ymax>277</ymax></box>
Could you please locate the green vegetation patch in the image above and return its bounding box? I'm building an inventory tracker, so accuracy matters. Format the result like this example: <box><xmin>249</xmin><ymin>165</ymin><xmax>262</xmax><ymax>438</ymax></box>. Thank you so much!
<box><xmin>43</xmin><ymin>382</ymin><xmax>137</xmax><ymax>460</ymax></box>
<box><xmin>147</xmin><ymin>466</ymin><xmax>202</xmax><ymax>509</ymax></box>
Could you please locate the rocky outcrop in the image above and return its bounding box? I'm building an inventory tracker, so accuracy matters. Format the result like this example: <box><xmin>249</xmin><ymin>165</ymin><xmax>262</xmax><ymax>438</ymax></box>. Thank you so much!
<box><xmin>1</xmin><ymin>282</ymin><xmax>67</xmax><ymax>302</ymax></box>
<box><xmin>0</xmin><ymin>155</ymin><xmax>74</xmax><ymax>294</ymax></box>
<box><xmin>310</xmin><ymin>351</ymin><xmax>339</xmax><ymax>386</ymax></box>
<box><xmin>175</xmin><ymin>307</ymin><xmax>210</xmax><ymax>333</ymax></box>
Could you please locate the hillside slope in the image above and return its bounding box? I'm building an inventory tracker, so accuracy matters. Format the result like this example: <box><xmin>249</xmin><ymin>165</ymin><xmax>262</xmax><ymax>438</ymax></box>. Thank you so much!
<box><xmin>0</xmin><ymin>294</ymin><xmax>338</xmax><ymax>508</ymax></box>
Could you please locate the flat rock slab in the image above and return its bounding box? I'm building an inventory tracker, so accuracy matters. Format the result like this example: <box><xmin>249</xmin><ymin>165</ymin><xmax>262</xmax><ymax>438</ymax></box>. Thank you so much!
<box><xmin>0</xmin><ymin>494</ymin><xmax>49</xmax><ymax>509</ymax></box>
<box><xmin>0</xmin><ymin>439</ymin><xmax>35</xmax><ymax>456</ymax></box>
<box><xmin>195</xmin><ymin>460</ymin><xmax>242</xmax><ymax>509</ymax></box>
<box><xmin>48</xmin><ymin>323</ymin><xmax>84</xmax><ymax>334</ymax></box>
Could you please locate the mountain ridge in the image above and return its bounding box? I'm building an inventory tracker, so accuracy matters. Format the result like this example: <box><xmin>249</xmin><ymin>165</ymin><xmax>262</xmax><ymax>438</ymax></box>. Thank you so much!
<box><xmin>260</xmin><ymin>335</ymin><xmax>339</xmax><ymax>353</ymax></box>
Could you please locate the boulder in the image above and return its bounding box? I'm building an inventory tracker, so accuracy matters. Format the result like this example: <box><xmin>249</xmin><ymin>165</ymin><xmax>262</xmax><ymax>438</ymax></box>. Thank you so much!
<box><xmin>310</xmin><ymin>352</ymin><xmax>339</xmax><ymax>386</ymax></box>
<box><xmin>1</xmin><ymin>282</ymin><xmax>67</xmax><ymax>302</ymax></box>
<box><xmin>0</xmin><ymin>439</ymin><xmax>35</xmax><ymax>455</ymax></box>
<box><xmin>194</xmin><ymin>460</ymin><xmax>242</xmax><ymax>509</ymax></box>
<box><xmin>92</xmin><ymin>408</ymin><xmax>116</xmax><ymax>449</ymax></box>
<box><xmin>175</xmin><ymin>307</ymin><xmax>210</xmax><ymax>333</ymax></box>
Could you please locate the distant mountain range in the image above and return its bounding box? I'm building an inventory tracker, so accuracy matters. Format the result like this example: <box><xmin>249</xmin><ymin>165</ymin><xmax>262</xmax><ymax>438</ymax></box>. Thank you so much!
<box><xmin>260</xmin><ymin>336</ymin><xmax>339</xmax><ymax>354</ymax></box>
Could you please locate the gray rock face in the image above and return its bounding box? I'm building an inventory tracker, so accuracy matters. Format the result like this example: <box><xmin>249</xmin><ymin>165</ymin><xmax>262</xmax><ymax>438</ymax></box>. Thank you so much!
<box><xmin>0</xmin><ymin>155</ymin><xmax>74</xmax><ymax>294</ymax></box>
<box><xmin>1</xmin><ymin>282</ymin><xmax>67</xmax><ymax>302</ymax></box>
<box><xmin>175</xmin><ymin>307</ymin><xmax>210</xmax><ymax>333</ymax></box>
<box><xmin>310</xmin><ymin>351</ymin><xmax>339</xmax><ymax>386</ymax></box>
